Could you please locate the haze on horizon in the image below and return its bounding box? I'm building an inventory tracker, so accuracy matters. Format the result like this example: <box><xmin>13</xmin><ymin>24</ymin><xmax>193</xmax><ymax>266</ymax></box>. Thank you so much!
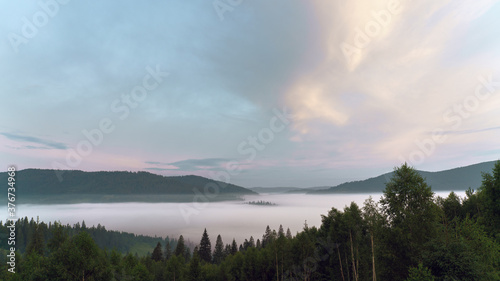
<box><xmin>1</xmin><ymin>0</ymin><xmax>500</xmax><ymax>188</ymax></box>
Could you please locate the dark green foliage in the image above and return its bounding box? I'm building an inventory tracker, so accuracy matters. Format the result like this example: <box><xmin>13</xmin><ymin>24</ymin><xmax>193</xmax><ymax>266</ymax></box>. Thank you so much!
<box><xmin>151</xmin><ymin>242</ymin><xmax>163</xmax><ymax>262</ymax></box>
<box><xmin>379</xmin><ymin>163</ymin><xmax>439</xmax><ymax>280</ymax></box>
<box><xmin>174</xmin><ymin>235</ymin><xmax>186</xmax><ymax>258</ymax></box>
<box><xmin>213</xmin><ymin>234</ymin><xmax>225</xmax><ymax>264</ymax></box>
<box><xmin>132</xmin><ymin>263</ymin><xmax>153</xmax><ymax>281</ymax></box>
<box><xmin>188</xmin><ymin>251</ymin><xmax>203</xmax><ymax>280</ymax></box>
<box><xmin>478</xmin><ymin>160</ymin><xmax>500</xmax><ymax>237</ymax></box>
<box><xmin>164</xmin><ymin>239</ymin><xmax>172</xmax><ymax>260</ymax></box>
<box><xmin>405</xmin><ymin>263</ymin><xmax>435</xmax><ymax>281</ymax></box>
<box><xmin>0</xmin><ymin>217</ymin><xmax>171</xmax><ymax>256</ymax></box>
<box><xmin>440</xmin><ymin>191</ymin><xmax>463</xmax><ymax>221</ymax></box>
<box><xmin>50</xmin><ymin>231</ymin><xmax>112</xmax><ymax>281</ymax></box>
<box><xmin>47</xmin><ymin>221</ymin><xmax>67</xmax><ymax>253</ymax></box>
<box><xmin>199</xmin><ymin>228</ymin><xmax>212</xmax><ymax>263</ymax></box>
<box><xmin>25</xmin><ymin>218</ymin><xmax>45</xmax><ymax>256</ymax></box>
<box><xmin>165</xmin><ymin>255</ymin><xmax>184</xmax><ymax>280</ymax></box>
<box><xmin>231</xmin><ymin>238</ymin><xmax>238</xmax><ymax>255</ymax></box>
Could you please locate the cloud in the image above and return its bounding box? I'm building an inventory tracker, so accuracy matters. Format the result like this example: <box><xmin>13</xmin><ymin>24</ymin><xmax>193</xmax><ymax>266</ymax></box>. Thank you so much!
<box><xmin>146</xmin><ymin>158</ymin><xmax>231</xmax><ymax>171</ymax></box>
<box><xmin>442</xmin><ymin>126</ymin><xmax>500</xmax><ymax>135</ymax></box>
<box><xmin>281</xmin><ymin>0</ymin><xmax>500</xmax><ymax>166</ymax></box>
<box><xmin>0</xmin><ymin>132</ymin><xmax>67</xmax><ymax>150</ymax></box>
<box><xmin>0</xmin><ymin>0</ymin><xmax>499</xmax><ymax>186</ymax></box>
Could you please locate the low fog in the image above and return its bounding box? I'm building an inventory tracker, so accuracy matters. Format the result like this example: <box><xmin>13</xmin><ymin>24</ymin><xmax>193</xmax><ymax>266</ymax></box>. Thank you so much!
<box><xmin>17</xmin><ymin>192</ymin><xmax>461</xmax><ymax>246</ymax></box>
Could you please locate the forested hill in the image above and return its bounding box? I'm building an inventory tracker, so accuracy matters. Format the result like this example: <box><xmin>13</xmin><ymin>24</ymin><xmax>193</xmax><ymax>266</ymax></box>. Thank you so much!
<box><xmin>0</xmin><ymin>169</ymin><xmax>256</xmax><ymax>203</ymax></box>
<box><xmin>310</xmin><ymin>160</ymin><xmax>498</xmax><ymax>194</ymax></box>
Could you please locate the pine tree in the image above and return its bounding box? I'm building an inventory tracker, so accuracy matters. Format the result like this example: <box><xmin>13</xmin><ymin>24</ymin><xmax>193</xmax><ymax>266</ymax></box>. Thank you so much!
<box><xmin>256</xmin><ymin>239</ymin><xmax>261</xmax><ymax>249</ymax></box>
<box><xmin>231</xmin><ymin>238</ymin><xmax>238</xmax><ymax>254</ymax></box>
<box><xmin>286</xmin><ymin>228</ymin><xmax>293</xmax><ymax>239</ymax></box>
<box><xmin>262</xmin><ymin>225</ymin><xmax>272</xmax><ymax>248</ymax></box>
<box><xmin>278</xmin><ymin>224</ymin><xmax>285</xmax><ymax>237</ymax></box>
<box><xmin>174</xmin><ymin>235</ymin><xmax>186</xmax><ymax>257</ymax></box>
<box><xmin>26</xmin><ymin>218</ymin><xmax>44</xmax><ymax>256</ymax></box>
<box><xmin>224</xmin><ymin>244</ymin><xmax>232</xmax><ymax>256</ymax></box>
<box><xmin>199</xmin><ymin>228</ymin><xmax>212</xmax><ymax>263</ymax></box>
<box><xmin>188</xmin><ymin>251</ymin><xmax>202</xmax><ymax>281</ymax></box>
<box><xmin>152</xmin><ymin>242</ymin><xmax>163</xmax><ymax>262</ymax></box>
<box><xmin>213</xmin><ymin>234</ymin><xmax>225</xmax><ymax>264</ymax></box>
<box><xmin>165</xmin><ymin>239</ymin><xmax>172</xmax><ymax>260</ymax></box>
<box><xmin>184</xmin><ymin>247</ymin><xmax>191</xmax><ymax>261</ymax></box>
<box><xmin>249</xmin><ymin>236</ymin><xmax>255</xmax><ymax>248</ymax></box>
<box><xmin>47</xmin><ymin>222</ymin><xmax>68</xmax><ymax>252</ymax></box>
<box><xmin>479</xmin><ymin>160</ymin><xmax>500</xmax><ymax>233</ymax></box>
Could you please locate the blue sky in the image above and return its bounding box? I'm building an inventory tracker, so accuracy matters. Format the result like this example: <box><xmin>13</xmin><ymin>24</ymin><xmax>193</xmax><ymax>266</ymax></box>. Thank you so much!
<box><xmin>1</xmin><ymin>0</ymin><xmax>499</xmax><ymax>187</ymax></box>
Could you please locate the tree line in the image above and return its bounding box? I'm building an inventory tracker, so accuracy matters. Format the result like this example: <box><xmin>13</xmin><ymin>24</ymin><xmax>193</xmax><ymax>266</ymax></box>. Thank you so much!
<box><xmin>1</xmin><ymin>161</ymin><xmax>499</xmax><ymax>280</ymax></box>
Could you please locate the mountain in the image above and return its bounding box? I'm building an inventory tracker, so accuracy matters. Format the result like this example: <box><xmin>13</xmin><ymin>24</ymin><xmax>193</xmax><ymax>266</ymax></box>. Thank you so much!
<box><xmin>249</xmin><ymin>186</ymin><xmax>331</xmax><ymax>194</ymax></box>
<box><xmin>0</xmin><ymin>169</ymin><xmax>256</xmax><ymax>203</ymax></box>
<box><xmin>309</xmin><ymin>160</ymin><xmax>498</xmax><ymax>194</ymax></box>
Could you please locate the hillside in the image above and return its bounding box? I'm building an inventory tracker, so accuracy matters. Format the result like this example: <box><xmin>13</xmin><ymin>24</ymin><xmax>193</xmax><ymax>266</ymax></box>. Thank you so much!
<box><xmin>309</xmin><ymin>160</ymin><xmax>498</xmax><ymax>194</ymax></box>
<box><xmin>0</xmin><ymin>169</ymin><xmax>256</xmax><ymax>203</ymax></box>
<box><xmin>249</xmin><ymin>186</ymin><xmax>329</xmax><ymax>194</ymax></box>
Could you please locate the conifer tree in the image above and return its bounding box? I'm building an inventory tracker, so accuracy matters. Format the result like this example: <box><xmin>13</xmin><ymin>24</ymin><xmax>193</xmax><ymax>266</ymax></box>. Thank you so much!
<box><xmin>278</xmin><ymin>224</ymin><xmax>285</xmax><ymax>237</ymax></box>
<box><xmin>479</xmin><ymin>160</ymin><xmax>500</xmax><ymax>233</ymax></box>
<box><xmin>188</xmin><ymin>251</ymin><xmax>202</xmax><ymax>281</ymax></box>
<box><xmin>165</xmin><ymin>239</ymin><xmax>172</xmax><ymax>260</ymax></box>
<box><xmin>48</xmin><ymin>221</ymin><xmax>67</xmax><ymax>252</ymax></box>
<box><xmin>249</xmin><ymin>236</ymin><xmax>255</xmax><ymax>248</ymax></box>
<box><xmin>174</xmin><ymin>235</ymin><xmax>186</xmax><ymax>257</ymax></box>
<box><xmin>231</xmin><ymin>239</ymin><xmax>238</xmax><ymax>254</ymax></box>
<box><xmin>262</xmin><ymin>225</ymin><xmax>272</xmax><ymax>248</ymax></box>
<box><xmin>152</xmin><ymin>242</ymin><xmax>163</xmax><ymax>262</ymax></box>
<box><xmin>224</xmin><ymin>244</ymin><xmax>232</xmax><ymax>256</ymax></box>
<box><xmin>26</xmin><ymin>218</ymin><xmax>44</xmax><ymax>256</ymax></box>
<box><xmin>199</xmin><ymin>228</ymin><xmax>212</xmax><ymax>263</ymax></box>
<box><xmin>213</xmin><ymin>234</ymin><xmax>225</xmax><ymax>264</ymax></box>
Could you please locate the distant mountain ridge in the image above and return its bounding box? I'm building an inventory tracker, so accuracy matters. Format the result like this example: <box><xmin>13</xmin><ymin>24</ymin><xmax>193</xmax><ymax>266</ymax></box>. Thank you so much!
<box><xmin>309</xmin><ymin>160</ymin><xmax>498</xmax><ymax>194</ymax></box>
<box><xmin>0</xmin><ymin>169</ymin><xmax>256</xmax><ymax>203</ymax></box>
<box><xmin>249</xmin><ymin>186</ymin><xmax>330</xmax><ymax>194</ymax></box>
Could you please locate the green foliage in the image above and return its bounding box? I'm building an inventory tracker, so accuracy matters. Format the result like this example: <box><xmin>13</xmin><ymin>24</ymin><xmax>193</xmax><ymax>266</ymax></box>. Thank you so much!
<box><xmin>50</xmin><ymin>231</ymin><xmax>112</xmax><ymax>280</ymax></box>
<box><xmin>478</xmin><ymin>160</ymin><xmax>500</xmax><ymax>237</ymax></box>
<box><xmin>165</xmin><ymin>239</ymin><xmax>172</xmax><ymax>260</ymax></box>
<box><xmin>213</xmin><ymin>234</ymin><xmax>225</xmax><ymax>264</ymax></box>
<box><xmin>174</xmin><ymin>235</ymin><xmax>186</xmax><ymax>259</ymax></box>
<box><xmin>151</xmin><ymin>241</ymin><xmax>163</xmax><ymax>262</ymax></box>
<box><xmin>379</xmin><ymin>163</ymin><xmax>440</xmax><ymax>280</ymax></box>
<box><xmin>165</xmin><ymin>255</ymin><xmax>184</xmax><ymax>280</ymax></box>
<box><xmin>199</xmin><ymin>228</ymin><xmax>212</xmax><ymax>263</ymax></box>
<box><xmin>132</xmin><ymin>263</ymin><xmax>153</xmax><ymax>281</ymax></box>
<box><xmin>405</xmin><ymin>263</ymin><xmax>435</xmax><ymax>281</ymax></box>
<box><xmin>188</xmin><ymin>251</ymin><xmax>203</xmax><ymax>281</ymax></box>
<box><xmin>231</xmin><ymin>238</ymin><xmax>238</xmax><ymax>255</ymax></box>
<box><xmin>25</xmin><ymin>218</ymin><xmax>45</xmax><ymax>257</ymax></box>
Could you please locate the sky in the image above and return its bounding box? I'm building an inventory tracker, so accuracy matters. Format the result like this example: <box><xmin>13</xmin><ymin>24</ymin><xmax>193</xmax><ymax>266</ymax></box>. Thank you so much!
<box><xmin>1</xmin><ymin>0</ymin><xmax>500</xmax><ymax>188</ymax></box>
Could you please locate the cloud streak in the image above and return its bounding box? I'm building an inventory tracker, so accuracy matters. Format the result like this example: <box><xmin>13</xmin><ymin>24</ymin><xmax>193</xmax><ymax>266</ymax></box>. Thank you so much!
<box><xmin>146</xmin><ymin>158</ymin><xmax>231</xmax><ymax>172</ymax></box>
<box><xmin>0</xmin><ymin>132</ymin><xmax>67</xmax><ymax>150</ymax></box>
